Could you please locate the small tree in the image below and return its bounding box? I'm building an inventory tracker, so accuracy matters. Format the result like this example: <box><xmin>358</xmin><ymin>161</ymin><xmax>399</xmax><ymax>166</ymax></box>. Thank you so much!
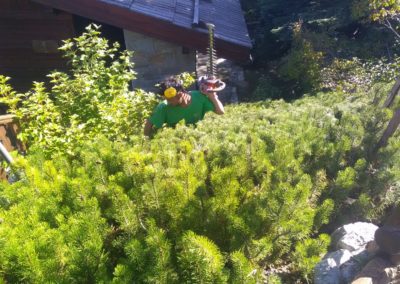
<box><xmin>177</xmin><ymin>231</ymin><xmax>228</xmax><ymax>283</ymax></box>
<box><xmin>0</xmin><ymin>24</ymin><xmax>157</xmax><ymax>156</ymax></box>
<box><xmin>352</xmin><ymin>0</ymin><xmax>400</xmax><ymax>38</ymax></box>
<box><xmin>279</xmin><ymin>21</ymin><xmax>323</xmax><ymax>95</ymax></box>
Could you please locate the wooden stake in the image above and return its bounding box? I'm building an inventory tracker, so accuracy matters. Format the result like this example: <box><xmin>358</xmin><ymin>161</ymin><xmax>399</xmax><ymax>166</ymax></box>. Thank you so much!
<box><xmin>377</xmin><ymin>108</ymin><xmax>400</xmax><ymax>150</ymax></box>
<box><xmin>384</xmin><ymin>77</ymin><xmax>400</xmax><ymax>108</ymax></box>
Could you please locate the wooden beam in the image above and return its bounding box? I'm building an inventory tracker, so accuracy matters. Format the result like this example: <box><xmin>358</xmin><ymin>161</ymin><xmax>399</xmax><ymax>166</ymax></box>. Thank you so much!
<box><xmin>376</xmin><ymin>108</ymin><xmax>400</xmax><ymax>149</ymax></box>
<box><xmin>375</xmin><ymin>78</ymin><xmax>400</xmax><ymax>152</ymax></box>
<box><xmin>384</xmin><ymin>77</ymin><xmax>400</xmax><ymax>108</ymax></box>
<box><xmin>192</xmin><ymin>0</ymin><xmax>199</xmax><ymax>26</ymax></box>
<box><xmin>0</xmin><ymin>115</ymin><xmax>15</xmax><ymax>125</ymax></box>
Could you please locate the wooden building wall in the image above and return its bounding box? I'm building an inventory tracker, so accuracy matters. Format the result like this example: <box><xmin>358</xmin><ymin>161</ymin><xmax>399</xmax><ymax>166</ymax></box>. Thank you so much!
<box><xmin>0</xmin><ymin>114</ymin><xmax>24</xmax><ymax>180</ymax></box>
<box><xmin>0</xmin><ymin>0</ymin><xmax>74</xmax><ymax>93</ymax></box>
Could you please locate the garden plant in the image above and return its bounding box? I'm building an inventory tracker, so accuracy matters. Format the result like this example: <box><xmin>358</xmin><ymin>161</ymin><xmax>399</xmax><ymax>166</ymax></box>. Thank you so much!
<box><xmin>0</xmin><ymin>24</ymin><xmax>399</xmax><ymax>283</ymax></box>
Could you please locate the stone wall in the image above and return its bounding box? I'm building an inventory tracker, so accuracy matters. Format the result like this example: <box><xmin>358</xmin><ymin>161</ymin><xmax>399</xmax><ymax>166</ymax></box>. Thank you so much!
<box><xmin>124</xmin><ymin>30</ymin><xmax>196</xmax><ymax>91</ymax></box>
<box><xmin>196</xmin><ymin>52</ymin><xmax>247</xmax><ymax>104</ymax></box>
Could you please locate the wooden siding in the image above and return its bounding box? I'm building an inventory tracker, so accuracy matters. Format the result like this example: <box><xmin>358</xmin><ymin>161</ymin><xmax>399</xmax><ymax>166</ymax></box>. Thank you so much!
<box><xmin>0</xmin><ymin>115</ymin><xmax>23</xmax><ymax>153</ymax></box>
<box><xmin>0</xmin><ymin>115</ymin><xmax>24</xmax><ymax>180</ymax></box>
<box><xmin>32</xmin><ymin>0</ymin><xmax>251</xmax><ymax>61</ymax></box>
<box><xmin>0</xmin><ymin>0</ymin><xmax>75</xmax><ymax>92</ymax></box>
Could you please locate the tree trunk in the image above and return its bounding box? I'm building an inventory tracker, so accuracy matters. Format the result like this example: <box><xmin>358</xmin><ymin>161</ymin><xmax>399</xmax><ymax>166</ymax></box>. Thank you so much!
<box><xmin>375</xmin><ymin>78</ymin><xmax>400</xmax><ymax>152</ymax></box>
<box><xmin>376</xmin><ymin>108</ymin><xmax>400</xmax><ymax>150</ymax></box>
<box><xmin>384</xmin><ymin>77</ymin><xmax>400</xmax><ymax>108</ymax></box>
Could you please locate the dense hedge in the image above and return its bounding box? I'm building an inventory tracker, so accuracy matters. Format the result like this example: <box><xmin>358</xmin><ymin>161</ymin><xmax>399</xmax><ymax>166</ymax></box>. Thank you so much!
<box><xmin>0</xmin><ymin>85</ymin><xmax>398</xmax><ymax>282</ymax></box>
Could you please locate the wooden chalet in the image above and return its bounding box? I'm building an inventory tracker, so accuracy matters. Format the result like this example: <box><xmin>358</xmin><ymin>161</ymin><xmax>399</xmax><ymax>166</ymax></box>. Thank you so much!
<box><xmin>0</xmin><ymin>0</ymin><xmax>252</xmax><ymax>91</ymax></box>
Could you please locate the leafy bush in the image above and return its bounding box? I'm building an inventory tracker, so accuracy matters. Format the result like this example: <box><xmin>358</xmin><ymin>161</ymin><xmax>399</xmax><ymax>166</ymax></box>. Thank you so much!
<box><xmin>178</xmin><ymin>231</ymin><xmax>228</xmax><ymax>283</ymax></box>
<box><xmin>352</xmin><ymin>0</ymin><xmax>400</xmax><ymax>23</ymax></box>
<box><xmin>292</xmin><ymin>234</ymin><xmax>330</xmax><ymax>282</ymax></box>
<box><xmin>278</xmin><ymin>22</ymin><xmax>323</xmax><ymax>95</ymax></box>
<box><xmin>229</xmin><ymin>251</ymin><xmax>261</xmax><ymax>284</ymax></box>
<box><xmin>321</xmin><ymin>56</ymin><xmax>400</xmax><ymax>93</ymax></box>
<box><xmin>251</xmin><ymin>76</ymin><xmax>283</xmax><ymax>100</ymax></box>
<box><xmin>0</xmin><ymin>80</ymin><xmax>398</xmax><ymax>282</ymax></box>
<box><xmin>1</xmin><ymin>21</ymin><xmax>399</xmax><ymax>283</ymax></box>
<box><xmin>0</xmin><ymin>25</ymin><xmax>157</xmax><ymax>156</ymax></box>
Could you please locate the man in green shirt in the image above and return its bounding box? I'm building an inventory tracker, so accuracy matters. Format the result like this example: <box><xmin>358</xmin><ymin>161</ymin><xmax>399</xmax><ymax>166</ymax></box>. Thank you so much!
<box><xmin>144</xmin><ymin>77</ymin><xmax>224</xmax><ymax>136</ymax></box>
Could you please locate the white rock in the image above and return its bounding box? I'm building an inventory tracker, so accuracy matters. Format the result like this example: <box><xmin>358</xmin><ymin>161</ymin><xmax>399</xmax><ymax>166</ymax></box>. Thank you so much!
<box><xmin>331</xmin><ymin>222</ymin><xmax>378</xmax><ymax>252</ymax></box>
<box><xmin>314</xmin><ymin>249</ymin><xmax>352</xmax><ymax>284</ymax></box>
<box><xmin>351</xmin><ymin>277</ymin><xmax>373</xmax><ymax>284</ymax></box>
<box><xmin>341</xmin><ymin>249</ymin><xmax>375</xmax><ymax>283</ymax></box>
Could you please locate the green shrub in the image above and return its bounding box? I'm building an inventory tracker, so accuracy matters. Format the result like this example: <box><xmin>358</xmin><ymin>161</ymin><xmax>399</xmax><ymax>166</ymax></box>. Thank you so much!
<box><xmin>278</xmin><ymin>22</ymin><xmax>323</xmax><ymax>95</ymax></box>
<box><xmin>0</xmin><ymin>24</ymin><xmax>157</xmax><ymax>156</ymax></box>
<box><xmin>292</xmin><ymin>234</ymin><xmax>331</xmax><ymax>282</ymax></box>
<box><xmin>321</xmin><ymin>57</ymin><xmax>400</xmax><ymax>93</ymax></box>
<box><xmin>0</xmin><ymin>23</ymin><xmax>399</xmax><ymax>283</ymax></box>
<box><xmin>1</xmin><ymin>82</ymin><xmax>398</xmax><ymax>282</ymax></box>
<box><xmin>352</xmin><ymin>0</ymin><xmax>400</xmax><ymax>23</ymax></box>
<box><xmin>252</xmin><ymin>76</ymin><xmax>283</xmax><ymax>100</ymax></box>
<box><xmin>229</xmin><ymin>251</ymin><xmax>261</xmax><ymax>284</ymax></box>
<box><xmin>264</xmin><ymin>274</ymin><xmax>282</xmax><ymax>284</ymax></box>
<box><xmin>177</xmin><ymin>231</ymin><xmax>228</xmax><ymax>283</ymax></box>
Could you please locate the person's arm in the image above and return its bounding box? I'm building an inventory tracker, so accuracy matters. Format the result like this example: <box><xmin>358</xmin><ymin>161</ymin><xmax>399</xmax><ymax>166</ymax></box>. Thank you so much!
<box><xmin>144</xmin><ymin>119</ymin><xmax>154</xmax><ymax>137</ymax></box>
<box><xmin>200</xmin><ymin>83</ymin><xmax>224</xmax><ymax>115</ymax></box>
<box><xmin>206</xmin><ymin>92</ymin><xmax>224</xmax><ymax>115</ymax></box>
<box><xmin>144</xmin><ymin>103</ymin><xmax>166</xmax><ymax>137</ymax></box>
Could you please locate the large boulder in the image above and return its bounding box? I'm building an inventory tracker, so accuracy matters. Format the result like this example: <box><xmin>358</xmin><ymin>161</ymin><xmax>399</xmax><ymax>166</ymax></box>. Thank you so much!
<box><xmin>340</xmin><ymin>249</ymin><xmax>374</xmax><ymax>283</ymax></box>
<box><xmin>351</xmin><ymin>257</ymin><xmax>394</xmax><ymax>284</ymax></box>
<box><xmin>331</xmin><ymin>222</ymin><xmax>378</xmax><ymax>252</ymax></box>
<box><xmin>377</xmin><ymin>205</ymin><xmax>400</xmax><ymax>265</ymax></box>
<box><xmin>315</xmin><ymin>222</ymin><xmax>378</xmax><ymax>284</ymax></box>
<box><xmin>375</xmin><ymin>227</ymin><xmax>400</xmax><ymax>256</ymax></box>
<box><xmin>314</xmin><ymin>249</ymin><xmax>352</xmax><ymax>284</ymax></box>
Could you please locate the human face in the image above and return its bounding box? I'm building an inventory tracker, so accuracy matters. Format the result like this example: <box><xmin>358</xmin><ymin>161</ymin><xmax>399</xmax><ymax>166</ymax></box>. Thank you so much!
<box><xmin>166</xmin><ymin>91</ymin><xmax>184</xmax><ymax>106</ymax></box>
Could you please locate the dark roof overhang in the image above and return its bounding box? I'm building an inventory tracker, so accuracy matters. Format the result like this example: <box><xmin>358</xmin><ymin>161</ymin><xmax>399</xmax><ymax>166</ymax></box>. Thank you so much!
<box><xmin>32</xmin><ymin>0</ymin><xmax>252</xmax><ymax>62</ymax></box>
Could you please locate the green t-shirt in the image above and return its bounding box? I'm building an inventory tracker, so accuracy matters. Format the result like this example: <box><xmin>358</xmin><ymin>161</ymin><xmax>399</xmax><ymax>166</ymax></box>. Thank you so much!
<box><xmin>149</xmin><ymin>91</ymin><xmax>215</xmax><ymax>128</ymax></box>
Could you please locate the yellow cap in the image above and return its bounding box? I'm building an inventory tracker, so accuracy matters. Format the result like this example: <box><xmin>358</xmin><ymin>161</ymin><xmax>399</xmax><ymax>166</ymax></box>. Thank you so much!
<box><xmin>164</xmin><ymin>87</ymin><xmax>177</xmax><ymax>99</ymax></box>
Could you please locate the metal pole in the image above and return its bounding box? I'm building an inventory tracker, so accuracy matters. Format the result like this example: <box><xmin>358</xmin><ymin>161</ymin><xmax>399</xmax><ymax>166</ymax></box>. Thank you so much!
<box><xmin>0</xmin><ymin>141</ymin><xmax>13</xmax><ymax>164</ymax></box>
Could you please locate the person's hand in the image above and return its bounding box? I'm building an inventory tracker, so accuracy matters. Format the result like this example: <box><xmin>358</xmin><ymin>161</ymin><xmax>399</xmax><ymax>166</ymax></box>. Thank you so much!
<box><xmin>200</xmin><ymin>83</ymin><xmax>217</xmax><ymax>98</ymax></box>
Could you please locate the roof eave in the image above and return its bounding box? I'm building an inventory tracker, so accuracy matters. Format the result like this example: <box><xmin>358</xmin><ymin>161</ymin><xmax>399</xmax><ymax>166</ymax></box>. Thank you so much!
<box><xmin>32</xmin><ymin>0</ymin><xmax>251</xmax><ymax>62</ymax></box>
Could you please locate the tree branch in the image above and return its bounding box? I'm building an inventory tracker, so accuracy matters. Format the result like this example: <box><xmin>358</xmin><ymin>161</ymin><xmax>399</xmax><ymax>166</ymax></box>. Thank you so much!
<box><xmin>383</xmin><ymin>19</ymin><xmax>400</xmax><ymax>39</ymax></box>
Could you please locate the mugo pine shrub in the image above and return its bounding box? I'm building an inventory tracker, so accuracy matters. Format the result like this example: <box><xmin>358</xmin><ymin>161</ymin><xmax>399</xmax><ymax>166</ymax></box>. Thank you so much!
<box><xmin>0</xmin><ymin>82</ymin><xmax>398</xmax><ymax>282</ymax></box>
<box><xmin>0</xmin><ymin>23</ymin><xmax>399</xmax><ymax>283</ymax></box>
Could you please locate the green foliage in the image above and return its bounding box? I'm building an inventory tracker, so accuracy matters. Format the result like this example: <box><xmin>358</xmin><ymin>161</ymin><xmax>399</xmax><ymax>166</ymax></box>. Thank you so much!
<box><xmin>321</xmin><ymin>57</ymin><xmax>400</xmax><ymax>93</ymax></box>
<box><xmin>321</xmin><ymin>58</ymin><xmax>370</xmax><ymax>93</ymax></box>
<box><xmin>229</xmin><ymin>251</ymin><xmax>261</xmax><ymax>284</ymax></box>
<box><xmin>0</xmin><ymin>24</ymin><xmax>157</xmax><ymax>156</ymax></box>
<box><xmin>0</xmin><ymin>157</ymin><xmax>109</xmax><ymax>283</ymax></box>
<box><xmin>1</xmin><ymin>80</ymin><xmax>398</xmax><ymax>283</ymax></box>
<box><xmin>251</xmin><ymin>76</ymin><xmax>283</xmax><ymax>101</ymax></box>
<box><xmin>352</xmin><ymin>0</ymin><xmax>400</xmax><ymax>22</ymax></box>
<box><xmin>178</xmin><ymin>72</ymin><xmax>196</xmax><ymax>89</ymax></box>
<box><xmin>352</xmin><ymin>0</ymin><xmax>400</xmax><ymax>41</ymax></box>
<box><xmin>178</xmin><ymin>231</ymin><xmax>228</xmax><ymax>283</ymax></box>
<box><xmin>278</xmin><ymin>22</ymin><xmax>323</xmax><ymax>95</ymax></box>
<box><xmin>244</xmin><ymin>0</ymin><xmax>399</xmax><ymax>100</ymax></box>
<box><xmin>1</xmin><ymin>20</ymin><xmax>399</xmax><ymax>281</ymax></box>
<box><xmin>292</xmin><ymin>234</ymin><xmax>331</xmax><ymax>281</ymax></box>
<box><xmin>264</xmin><ymin>274</ymin><xmax>282</xmax><ymax>284</ymax></box>
<box><xmin>351</xmin><ymin>0</ymin><xmax>371</xmax><ymax>20</ymax></box>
